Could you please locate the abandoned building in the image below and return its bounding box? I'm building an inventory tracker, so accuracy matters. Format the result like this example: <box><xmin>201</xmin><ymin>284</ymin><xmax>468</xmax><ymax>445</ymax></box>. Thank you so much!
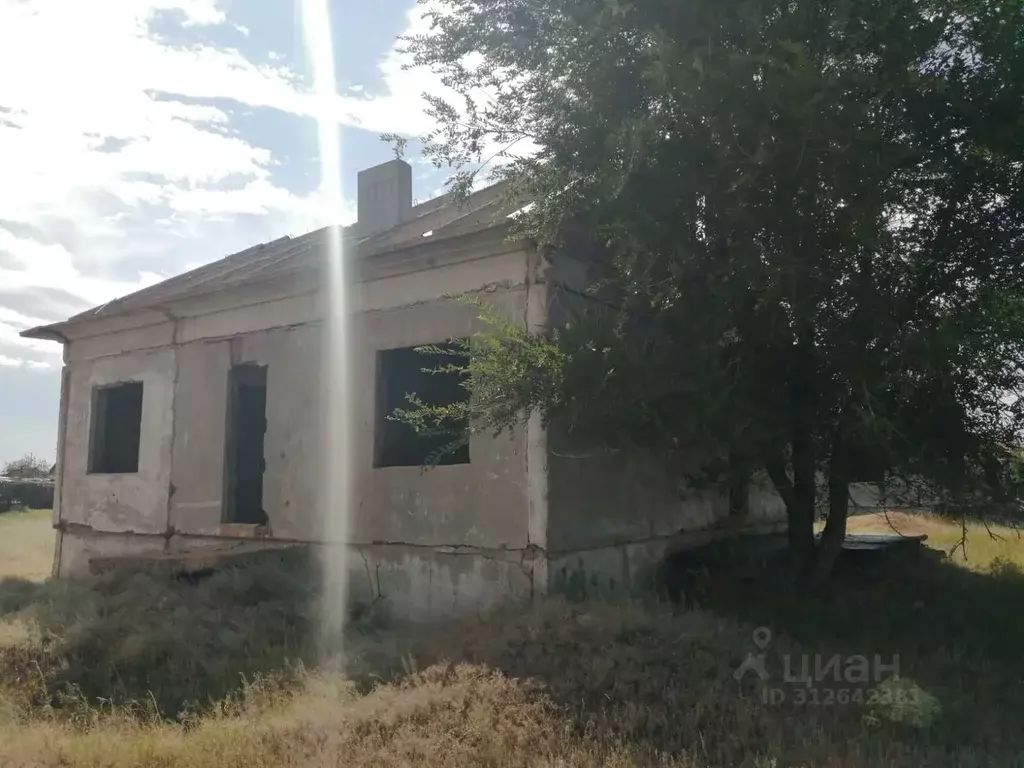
<box><xmin>23</xmin><ymin>159</ymin><xmax>786</xmax><ymax>619</ymax></box>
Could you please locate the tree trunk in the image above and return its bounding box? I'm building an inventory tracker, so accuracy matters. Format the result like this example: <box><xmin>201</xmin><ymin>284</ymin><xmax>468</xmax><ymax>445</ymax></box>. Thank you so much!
<box><xmin>790</xmin><ymin>435</ymin><xmax>818</xmax><ymax>580</ymax></box>
<box><xmin>787</xmin><ymin>334</ymin><xmax>819</xmax><ymax>582</ymax></box>
<box><xmin>727</xmin><ymin>451</ymin><xmax>750</xmax><ymax>517</ymax></box>
<box><xmin>765</xmin><ymin>454</ymin><xmax>816</xmax><ymax>583</ymax></box>
<box><xmin>810</xmin><ymin>433</ymin><xmax>850</xmax><ymax>590</ymax></box>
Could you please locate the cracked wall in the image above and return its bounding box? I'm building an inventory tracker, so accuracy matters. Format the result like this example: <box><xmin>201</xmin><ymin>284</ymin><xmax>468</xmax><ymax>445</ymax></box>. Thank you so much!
<box><xmin>344</xmin><ymin>544</ymin><xmax>536</xmax><ymax>621</ymax></box>
<box><xmin>544</xmin><ymin>420</ymin><xmax>787</xmax><ymax>597</ymax></box>
<box><xmin>541</xmin><ymin>243</ymin><xmax>788</xmax><ymax>597</ymax></box>
<box><xmin>59</xmin><ymin>344</ymin><xmax>177</xmax><ymax>541</ymax></box>
<box><xmin>50</xmin><ymin>227</ymin><xmax>789</xmax><ymax>618</ymax></box>
<box><xmin>51</xmin><ymin>237</ymin><xmax>544</xmax><ymax>618</ymax></box>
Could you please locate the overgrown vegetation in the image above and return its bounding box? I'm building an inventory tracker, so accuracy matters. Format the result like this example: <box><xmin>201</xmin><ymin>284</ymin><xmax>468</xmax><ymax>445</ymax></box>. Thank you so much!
<box><xmin>391</xmin><ymin>0</ymin><xmax>1024</xmax><ymax>589</ymax></box>
<box><xmin>2</xmin><ymin>454</ymin><xmax>51</xmax><ymax>480</ymax></box>
<box><xmin>0</xmin><ymin>552</ymin><xmax>321</xmax><ymax>719</ymax></box>
<box><xmin>1</xmin><ymin>519</ymin><xmax>1024</xmax><ymax>765</ymax></box>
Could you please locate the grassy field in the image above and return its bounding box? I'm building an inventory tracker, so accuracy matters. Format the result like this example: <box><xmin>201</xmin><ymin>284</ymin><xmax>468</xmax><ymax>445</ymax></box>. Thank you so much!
<box><xmin>0</xmin><ymin>512</ymin><xmax>1022</xmax><ymax>766</ymax></box>
<box><xmin>0</xmin><ymin>509</ymin><xmax>53</xmax><ymax>580</ymax></box>
<box><xmin>844</xmin><ymin>509</ymin><xmax>1024</xmax><ymax>568</ymax></box>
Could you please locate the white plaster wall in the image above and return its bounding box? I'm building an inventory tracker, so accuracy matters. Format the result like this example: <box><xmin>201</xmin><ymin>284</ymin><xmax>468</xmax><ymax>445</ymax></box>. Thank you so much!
<box><xmin>178</xmin><ymin>296</ymin><xmax>315</xmax><ymax>344</ymax></box>
<box><xmin>344</xmin><ymin>544</ymin><xmax>534</xmax><ymax>621</ymax></box>
<box><xmin>350</xmin><ymin>287</ymin><xmax>532</xmax><ymax>550</ymax></box>
<box><xmin>57</xmin><ymin>528</ymin><xmax>168</xmax><ymax>578</ymax></box>
<box><xmin>60</xmin><ymin>346</ymin><xmax>176</xmax><ymax>535</ymax></box>
<box><xmin>60</xmin><ymin>242</ymin><xmax>528</xmax><ymax>362</ymax></box>
<box><xmin>52</xmin><ymin>239</ymin><xmax>544</xmax><ymax>602</ymax></box>
<box><xmin>542</xmin><ymin>247</ymin><xmax>788</xmax><ymax>564</ymax></box>
<box><xmin>545</xmin><ymin>423</ymin><xmax>787</xmax><ymax>555</ymax></box>
<box><xmin>220</xmin><ymin>287</ymin><xmax>535</xmax><ymax>548</ymax></box>
<box><xmin>66</xmin><ymin>321</ymin><xmax>175</xmax><ymax>363</ymax></box>
<box><xmin>359</xmin><ymin>250</ymin><xmax>526</xmax><ymax>312</ymax></box>
<box><xmin>237</xmin><ymin>324</ymin><xmax>323</xmax><ymax>540</ymax></box>
<box><xmin>159</xmin><ymin>247</ymin><xmax>538</xmax><ymax>551</ymax></box>
<box><xmin>548</xmin><ymin>519</ymin><xmax>788</xmax><ymax>599</ymax></box>
<box><xmin>168</xmin><ymin>340</ymin><xmax>232</xmax><ymax>536</ymax></box>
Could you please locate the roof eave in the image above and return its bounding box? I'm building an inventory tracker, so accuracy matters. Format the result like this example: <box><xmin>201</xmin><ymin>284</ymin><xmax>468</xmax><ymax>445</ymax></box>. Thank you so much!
<box><xmin>20</xmin><ymin>325</ymin><xmax>68</xmax><ymax>343</ymax></box>
<box><xmin>24</xmin><ymin>182</ymin><xmax>520</xmax><ymax>341</ymax></box>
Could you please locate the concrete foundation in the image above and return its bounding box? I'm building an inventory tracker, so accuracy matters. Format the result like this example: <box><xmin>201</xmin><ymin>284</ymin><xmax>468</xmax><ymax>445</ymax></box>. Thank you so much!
<box><xmin>344</xmin><ymin>543</ymin><xmax>536</xmax><ymax>621</ymax></box>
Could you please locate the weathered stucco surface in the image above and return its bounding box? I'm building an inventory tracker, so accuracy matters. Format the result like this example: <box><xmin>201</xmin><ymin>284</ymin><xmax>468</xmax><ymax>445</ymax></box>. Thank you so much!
<box><xmin>548</xmin><ymin>420</ymin><xmax>783</xmax><ymax>522</ymax></box>
<box><xmin>547</xmin><ymin>424</ymin><xmax>785</xmax><ymax>554</ymax></box>
<box><xmin>349</xmin><ymin>292</ymin><xmax>530</xmax><ymax>550</ymax></box>
<box><xmin>47</xmin><ymin>218</ymin><xmax>788</xmax><ymax>617</ymax></box>
<box><xmin>344</xmin><ymin>543</ymin><xmax>535</xmax><ymax>621</ymax></box>
<box><xmin>49</xmin><ymin>234</ymin><xmax>544</xmax><ymax>618</ymax></box>
<box><xmin>541</xmin><ymin>238</ymin><xmax>788</xmax><ymax>596</ymax></box>
<box><xmin>235</xmin><ymin>324</ymin><xmax>323</xmax><ymax>541</ymax></box>
<box><xmin>60</xmin><ymin>347</ymin><xmax>176</xmax><ymax>537</ymax></box>
<box><xmin>56</xmin><ymin>526</ymin><xmax>169</xmax><ymax>578</ymax></box>
<box><xmin>545</xmin><ymin>423</ymin><xmax>787</xmax><ymax>596</ymax></box>
<box><xmin>169</xmin><ymin>339</ymin><xmax>231</xmax><ymax>536</ymax></box>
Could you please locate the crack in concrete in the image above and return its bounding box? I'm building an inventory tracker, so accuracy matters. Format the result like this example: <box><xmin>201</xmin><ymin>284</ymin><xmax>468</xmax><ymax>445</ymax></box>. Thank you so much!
<box><xmin>358</xmin><ymin>549</ymin><xmax>378</xmax><ymax>599</ymax></box>
<box><xmin>159</xmin><ymin>306</ymin><xmax>181</xmax><ymax>546</ymax></box>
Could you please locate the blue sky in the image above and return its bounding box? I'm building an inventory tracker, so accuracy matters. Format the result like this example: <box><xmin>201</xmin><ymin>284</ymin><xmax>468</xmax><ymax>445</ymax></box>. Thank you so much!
<box><xmin>0</xmin><ymin>0</ymin><xmax>457</xmax><ymax>465</ymax></box>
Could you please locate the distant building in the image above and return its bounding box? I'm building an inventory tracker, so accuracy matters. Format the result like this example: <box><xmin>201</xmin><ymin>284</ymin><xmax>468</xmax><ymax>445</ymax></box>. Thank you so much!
<box><xmin>23</xmin><ymin>160</ymin><xmax>784</xmax><ymax>618</ymax></box>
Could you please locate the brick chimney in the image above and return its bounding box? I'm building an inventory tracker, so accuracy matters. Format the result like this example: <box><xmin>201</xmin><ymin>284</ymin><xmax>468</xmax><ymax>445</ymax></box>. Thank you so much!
<box><xmin>357</xmin><ymin>159</ymin><xmax>412</xmax><ymax>238</ymax></box>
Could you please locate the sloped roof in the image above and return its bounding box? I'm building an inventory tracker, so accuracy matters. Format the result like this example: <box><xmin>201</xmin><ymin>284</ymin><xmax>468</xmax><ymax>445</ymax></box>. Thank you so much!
<box><xmin>22</xmin><ymin>181</ymin><xmax>512</xmax><ymax>341</ymax></box>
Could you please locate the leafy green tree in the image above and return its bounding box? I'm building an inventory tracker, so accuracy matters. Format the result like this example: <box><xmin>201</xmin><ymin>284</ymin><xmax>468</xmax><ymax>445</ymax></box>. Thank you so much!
<box><xmin>394</xmin><ymin>0</ymin><xmax>1024</xmax><ymax>588</ymax></box>
<box><xmin>2</xmin><ymin>454</ymin><xmax>50</xmax><ymax>480</ymax></box>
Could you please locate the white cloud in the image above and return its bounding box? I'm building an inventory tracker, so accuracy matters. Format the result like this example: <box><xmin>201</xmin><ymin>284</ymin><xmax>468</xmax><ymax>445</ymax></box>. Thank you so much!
<box><xmin>0</xmin><ymin>0</ymin><xmax>520</xmax><ymax>466</ymax></box>
<box><xmin>0</xmin><ymin>227</ymin><xmax>164</xmax><ymax>366</ymax></box>
<box><xmin>0</xmin><ymin>231</ymin><xmax>157</xmax><ymax>306</ymax></box>
<box><xmin>0</xmin><ymin>355</ymin><xmax>54</xmax><ymax>370</ymax></box>
<box><xmin>333</xmin><ymin>3</ymin><xmax>538</xmax><ymax>174</ymax></box>
<box><xmin>173</xmin><ymin>0</ymin><xmax>227</xmax><ymax>26</ymax></box>
<box><xmin>0</xmin><ymin>0</ymin><xmax>403</xmax><ymax>461</ymax></box>
<box><xmin>0</xmin><ymin>0</ymin><xmax>344</xmax><ymax>370</ymax></box>
<box><xmin>316</xmin><ymin>4</ymin><xmax>442</xmax><ymax>135</ymax></box>
<box><xmin>0</xmin><ymin>0</ymin><xmax>458</xmax><ymax>376</ymax></box>
<box><xmin>0</xmin><ymin>0</ymin><xmax>518</xmax><ymax>353</ymax></box>
<box><xmin>0</xmin><ymin>2</ymin><xmax>316</xmax><ymax>228</ymax></box>
<box><xmin>0</xmin><ymin>1</ymin><xmax>447</xmax><ymax>140</ymax></box>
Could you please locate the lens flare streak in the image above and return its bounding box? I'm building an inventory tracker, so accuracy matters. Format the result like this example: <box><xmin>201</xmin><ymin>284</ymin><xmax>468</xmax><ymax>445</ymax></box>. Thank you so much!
<box><xmin>300</xmin><ymin>0</ymin><xmax>352</xmax><ymax>653</ymax></box>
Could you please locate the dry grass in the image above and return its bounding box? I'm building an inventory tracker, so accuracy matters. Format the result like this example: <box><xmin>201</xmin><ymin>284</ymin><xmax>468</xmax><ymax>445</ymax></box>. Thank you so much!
<box><xmin>0</xmin><ymin>515</ymin><xmax>1022</xmax><ymax>766</ymax></box>
<box><xmin>0</xmin><ymin>665</ymin><xmax>649</xmax><ymax>768</ymax></box>
<box><xmin>0</xmin><ymin>509</ymin><xmax>53</xmax><ymax>581</ymax></box>
<box><xmin>845</xmin><ymin>510</ymin><xmax>1024</xmax><ymax>570</ymax></box>
<box><xmin>0</xmin><ymin>551</ymin><xmax>322</xmax><ymax>716</ymax></box>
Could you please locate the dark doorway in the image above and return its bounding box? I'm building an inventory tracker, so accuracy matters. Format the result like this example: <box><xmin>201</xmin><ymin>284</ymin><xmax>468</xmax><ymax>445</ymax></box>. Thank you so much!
<box><xmin>224</xmin><ymin>364</ymin><xmax>268</xmax><ymax>525</ymax></box>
